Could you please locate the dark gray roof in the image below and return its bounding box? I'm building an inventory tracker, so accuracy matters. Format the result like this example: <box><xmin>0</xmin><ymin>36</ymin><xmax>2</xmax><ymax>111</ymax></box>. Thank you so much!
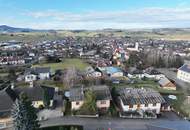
<box><xmin>128</xmin><ymin>68</ymin><xmax>143</xmax><ymax>75</ymax></box>
<box><xmin>14</xmin><ymin>85</ymin><xmax>55</xmax><ymax>101</ymax></box>
<box><xmin>69</xmin><ymin>87</ymin><xmax>84</xmax><ymax>101</ymax></box>
<box><xmin>25</xmin><ymin>67</ymin><xmax>50</xmax><ymax>75</ymax></box>
<box><xmin>91</xmin><ymin>85</ymin><xmax>112</xmax><ymax>100</ymax></box>
<box><xmin>118</xmin><ymin>87</ymin><xmax>165</xmax><ymax>105</ymax></box>
<box><xmin>146</xmin><ymin>69</ymin><xmax>161</xmax><ymax>75</ymax></box>
<box><xmin>178</xmin><ymin>64</ymin><xmax>190</xmax><ymax>73</ymax></box>
<box><xmin>0</xmin><ymin>87</ymin><xmax>17</xmax><ymax>113</ymax></box>
<box><xmin>69</xmin><ymin>85</ymin><xmax>112</xmax><ymax>101</ymax></box>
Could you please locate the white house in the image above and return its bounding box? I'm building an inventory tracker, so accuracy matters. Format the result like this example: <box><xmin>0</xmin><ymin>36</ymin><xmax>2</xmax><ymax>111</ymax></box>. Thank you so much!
<box><xmin>92</xmin><ymin>85</ymin><xmax>112</xmax><ymax>110</ymax></box>
<box><xmin>24</xmin><ymin>67</ymin><xmax>50</xmax><ymax>82</ymax></box>
<box><xmin>144</xmin><ymin>68</ymin><xmax>165</xmax><ymax>80</ymax></box>
<box><xmin>127</xmin><ymin>67</ymin><xmax>144</xmax><ymax>79</ymax></box>
<box><xmin>25</xmin><ymin>74</ymin><xmax>37</xmax><ymax>82</ymax></box>
<box><xmin>177</xmin><ymin>64</ymin><xmax>190</xmax><ymax>83</ymax></box>
<box><xmin>118</xmin><ymin>88</ymin><xmax>165</xmax><ymax>114</ymax></box>
<box><xmin>85</xmin><ymin>66</ymin><xmax>102</xmax><ymax>78</ymax></box>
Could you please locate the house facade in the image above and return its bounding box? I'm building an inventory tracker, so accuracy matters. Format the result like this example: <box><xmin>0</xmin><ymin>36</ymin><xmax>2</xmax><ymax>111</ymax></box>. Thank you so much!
<box><xmin>92</xmin><ymin>85</ymin><xmax>112</xmax><ymax>110</ymax></box>
<box><xmin>24</xmin><ymin>67</ymin><xmax>50</xmax><ymax>82</ymax></box>
<box><xmin>177</xmin><ymin>64</ymin><xmax>190</xmax><ymax>83</ymax></box>
<box><xmin>69</xmin><ymin>87</ymin><xmax>85</xmax><ymax>110</ymax></box>
<box><xmin>144</xmin><ymin>69</ymin><xmax>165</xmax><ymax>80</ymax></box>
<box><xmin>14</xmin><ymin>85</ymin><xmax>55</xmax><ymax>109</ymax></box>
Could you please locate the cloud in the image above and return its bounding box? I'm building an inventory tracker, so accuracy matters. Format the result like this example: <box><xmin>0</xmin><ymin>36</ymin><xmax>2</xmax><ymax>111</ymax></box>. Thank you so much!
<box><xmin>22</xmin><ymin>7</ymin><xmax>190</xmax><ymax>29</ymax></box>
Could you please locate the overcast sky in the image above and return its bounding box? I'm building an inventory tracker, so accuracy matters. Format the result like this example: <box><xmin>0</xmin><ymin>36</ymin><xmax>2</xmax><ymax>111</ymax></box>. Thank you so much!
<box><xmin>1</xmin><ymin>0</ymin><xmax>190</xmax><ymax>29</ymax></box>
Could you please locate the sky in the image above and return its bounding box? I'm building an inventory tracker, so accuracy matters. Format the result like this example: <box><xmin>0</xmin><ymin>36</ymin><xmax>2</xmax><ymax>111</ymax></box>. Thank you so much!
<box><xmin>1</xmin><ymin>0</ymin><xmax>190</xmax><ymax>30</ymax></box>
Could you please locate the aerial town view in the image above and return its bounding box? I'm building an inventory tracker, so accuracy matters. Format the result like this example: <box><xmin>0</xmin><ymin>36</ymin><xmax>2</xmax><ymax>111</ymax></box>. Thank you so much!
<box><xmin>0</xmin><ymin>0</ymin><xmax>190</xmax><ymax>130</ymax></box>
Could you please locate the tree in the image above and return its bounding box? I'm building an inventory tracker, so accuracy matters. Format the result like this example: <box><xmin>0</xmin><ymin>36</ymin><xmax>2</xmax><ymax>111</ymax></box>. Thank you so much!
<box><xmin>62</xmin><ymin>67</ymin><xmax>77</xmax><ymax>88</ymax></box>
<box><xmin>43</xmin><ymin>88</ymin><xmax>50</xmax><ymax>108</ymax></box>
<box><xmin>8</xmin><ymin>67</ymin><xmax>17</xmax><ymax>82</ymax></box>
<box><xmin>12</xmin><ymin>93</ymin><xmax>39</xmax><ymax>130</ymax></box>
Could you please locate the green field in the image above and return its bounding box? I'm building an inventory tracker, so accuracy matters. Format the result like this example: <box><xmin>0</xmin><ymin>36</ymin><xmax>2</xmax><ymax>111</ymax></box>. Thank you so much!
<box><xmin>1</xmin><ymin>29</ymin><xmax>190</xmax><ymax>42</ymax></box>
<box><xmin>33</xmin><ymin>58</ymin><xmax>90</xmax><ymax>72</ymax></box>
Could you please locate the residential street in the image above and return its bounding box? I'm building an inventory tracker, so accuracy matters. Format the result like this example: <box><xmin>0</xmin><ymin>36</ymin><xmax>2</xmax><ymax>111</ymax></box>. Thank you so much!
<box><xmin>40</xmin><ymin>114</ymin><xmax>185</xmax><ymax>130</ymax></box>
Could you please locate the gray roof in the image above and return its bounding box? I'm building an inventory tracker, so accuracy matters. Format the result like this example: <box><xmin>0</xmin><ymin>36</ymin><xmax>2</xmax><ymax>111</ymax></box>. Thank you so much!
<box><xmin>158</xmin><ymin>77</ymin><xmax>171</xmax><ymax>86</ymax></box>
<box><xmin>145</xmin><ymin>69</ymin><xmax>162</xmax><ymax>75</ymax></box>
<box><xmin>0</xmin><ymin>87</ymin><xmax>17</xmax><ymax>113</ymax></box>
<box><xmin>14</xmin><ymin>85</ymin><xmax>55</xmax><ymax>101</ymax></box>
<box><xmin>178</xmin><ymin>64</ymin><xmax>190</xmax><ymax>73</ymax></box>
<box><xmin>69</xmin><ymin>87</ymin><xmax>84</xmax><ymax>101</ymax></box>
<box><xmin>91</xmin><ymin>85</ymin><xmax>112</xmax><ymax>100</ymax></box>
<box><xmin>118</xmin><ymin>87</ymin><xmax>165</xmax><ymax>105</ymax></box>
<box><xmin>69</xmin><ymin>85</ymin><xmax>112</xmax><ymax>101</ymax></box>
<box><xmin>25</xmin><ymin>67</ymin><xmax>50</xmax><ymax>75</ymax></box>
<box><xmin>128</xmin><ymin>67</ymin><xmax>143</xmax><ymax>75</ymax></box>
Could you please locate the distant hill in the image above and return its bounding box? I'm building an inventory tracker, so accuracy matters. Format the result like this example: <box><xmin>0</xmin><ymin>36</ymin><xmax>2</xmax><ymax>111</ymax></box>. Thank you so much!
<box><xmin>0</xmin><ymin>25</ymin><xmax>47</xmax><ymax>33</ymax></box>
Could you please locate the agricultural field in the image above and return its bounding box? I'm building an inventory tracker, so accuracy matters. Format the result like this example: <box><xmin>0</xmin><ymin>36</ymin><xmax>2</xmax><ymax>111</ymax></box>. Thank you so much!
<box><xmin>1</xmin><ymin>29</ymin><xmax>190</xmax><ymax>42</ymax></box>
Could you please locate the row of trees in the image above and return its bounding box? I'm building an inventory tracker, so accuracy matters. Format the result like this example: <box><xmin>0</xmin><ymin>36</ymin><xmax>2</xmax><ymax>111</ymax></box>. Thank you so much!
<box><xmin>125</xmin><ymin>51</ymin><xmax>184</xmax><ymax>70</ymax></box>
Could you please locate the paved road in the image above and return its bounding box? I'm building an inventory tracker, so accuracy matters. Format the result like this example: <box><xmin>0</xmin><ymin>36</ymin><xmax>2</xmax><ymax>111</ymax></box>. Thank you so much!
<box><xmin>157</xmin><ymin>68</ymin><xmax>190</xmax><ymax>94</ymax></box>
<box><xmin>40</xmin><ymin>116</ymin><xmax>184</xmax><ymax>130</ymax></box>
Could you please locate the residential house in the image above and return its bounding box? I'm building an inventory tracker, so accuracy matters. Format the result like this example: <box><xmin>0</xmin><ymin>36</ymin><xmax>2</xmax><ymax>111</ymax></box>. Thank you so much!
<box><xmin>144</xmin><ymin>68</ymin><xmax>165</xmax><ymax>80</ymax></box>
<box><xmin>70</xmin><ymin>85</ymin><xmax>112</xmax><ymax>111</ymax></box>
<box><xmin>91</xmin><ymin>85</ymin><xmax>112</xmax><ymax>110</ymax></box>
<box><xmin>0</xmin><ymin>56</ymin><xmax>25</xmax><ymax>66</ymax></box>
<box><xmin>177</xmin><ymin>64</ymin><xmax>190</xmax><ymax>83</ymax></box>
<box><xmin>127</xmin><ymin>67</ymin><xmax>144</xmax><ymax>79</ymax></box>
<box><xmin>0</xmin><ymin>87</ymin><xmax>17</xmax><ymax>127</ymax></box>
<box><xmin>69</xmin><ymin>87</ymin><xmax>84</xmax><ymax>110</ymax></box>
<box><xmin>97</xmin><ymin>67</ymin><xmax>123</xmax><ymax>77</ymax></box>
<box><xmin>85</xmin><ymin>66</ymin><xmax>102</xmax><ymax>78</ymax></box>
<box><xmin>14</xmin><ymin>85</ymin><xmax>55</xmax><ymax>108</ymax></box>
<box><xmin>24</xmin><ymin>67</ymin><xmax>50</xmax><ymax>82</ymax></box>
<box><xmin>117</xmin><ymin>87</ymin><xmax>165</xmax><ymax>114</ymax></box>
<box><xmin>158</xmin><ymin>77</ymin><xmax>176</xmax><ymax>90</ymax></box>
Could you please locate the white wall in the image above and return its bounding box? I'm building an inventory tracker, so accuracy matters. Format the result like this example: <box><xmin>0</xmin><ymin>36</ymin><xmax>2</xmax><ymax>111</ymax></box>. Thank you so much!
<box><xmin>177</xmin><ymin>70</ymin><xmax>190</xmax><ymax>83</ymax></box>
<box><xmin>96</xmin><ymin>100</ymin><xmax>110</xmax><ymax>109</ymax></box>
<box><xmin>71</xmin><ymin>101</ymin><xmax>84</xmax><ymax>110</ymax></box>
<box><xmin>39</xmin><ymin>73</ymin><xmax>50</xmax><ymax>80</ymax></box>
<box><xmin>111</xmin><ymin>72</ymin><xmax>123</xmax><ymax>77</ymax></box>
<box><xmin>120</xmin><ymin>98</ymin><xmax>161</xmax><ymax>114</ymax></box>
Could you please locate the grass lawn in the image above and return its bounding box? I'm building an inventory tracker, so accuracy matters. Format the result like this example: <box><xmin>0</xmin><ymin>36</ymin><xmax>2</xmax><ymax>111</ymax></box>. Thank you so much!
<box><xmin>33</xmin><ymin>58</ymin><xmax>90</xmax><ymax>72</ymax></box>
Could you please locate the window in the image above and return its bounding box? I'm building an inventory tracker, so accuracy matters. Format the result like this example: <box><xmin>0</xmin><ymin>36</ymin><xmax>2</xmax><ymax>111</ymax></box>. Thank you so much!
<box><xmin>145</xmin><ymin>104</ymin><xmax>148</xmax><ymax>107</ymax></box>
<box><xmin>129</xmin><ymin>104</ymin><xmax>133</xmax><ymax>108</ymax></box>
<box><xmin>100</xmin><ymin>100</ymin><xmax>106</xmax><ymax>104</ymax></box>
<box><xmin>76</xmin><ymin>102</ymin><xmax>80</xmax><ymax>105</ymax></box>
<box><xmin>153</xmin><ymin>103</ymin><xmax>157</xmax><ymax>106</ymax></box>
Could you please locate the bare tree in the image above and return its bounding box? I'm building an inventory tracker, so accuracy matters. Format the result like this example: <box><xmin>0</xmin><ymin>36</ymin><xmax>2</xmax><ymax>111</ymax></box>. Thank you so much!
<box><xmin>62</xmin><ymin>66</ymin><xmax>77</xmax><ymax>89</ymax></box>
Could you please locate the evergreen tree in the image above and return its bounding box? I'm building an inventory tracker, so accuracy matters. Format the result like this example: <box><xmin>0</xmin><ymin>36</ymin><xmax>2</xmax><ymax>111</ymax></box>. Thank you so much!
<box><xmin>43</xmin><ymin>88</ymin><xmax>50</xmax><ymax>108</ymax></box>
<box><xmin>12</xmin><ymin>93</ymin><xmax>40</xmax><ymax>130</ymax></box>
